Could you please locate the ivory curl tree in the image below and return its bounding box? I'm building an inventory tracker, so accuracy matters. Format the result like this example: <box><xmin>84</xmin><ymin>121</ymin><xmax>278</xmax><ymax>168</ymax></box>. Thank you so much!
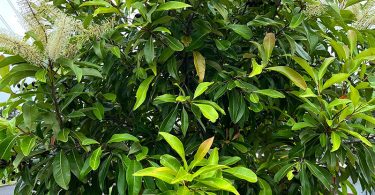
<box><xmin>0</xmin><ymin>0</ymin><xmax>375</xmax><ymax>194</ymax></box>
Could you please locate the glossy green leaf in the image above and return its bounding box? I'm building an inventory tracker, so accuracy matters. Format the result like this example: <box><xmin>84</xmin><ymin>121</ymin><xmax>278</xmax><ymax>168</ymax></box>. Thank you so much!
<box><xmin>223</xmin><ymin>166</ymin><xmax>257</xmax><ymax>183</ymax></box>
<box><xmin>263</xmin><ymin>33</ymin><xmax>275</xmax><ymax>62</ymax></box>
<box><xmin>181</xmin><ymin>107</ymin><xmax>188</xmax><ymax>136</ymax></box>
<box><xmin>254</xmin><ymin>89</ymin><xmax>285</xmax><ymax>98</ymax></box>
<box><xmin>165</xmin><ymin>35</ymin><xmax>184</xmax><ymax>51</ymax></box>
<box><xmin>290</xmin><ymin>13</ymin><xmax>305</xmax><ymax>29</ymax></box>
<box><xmin>305</xmin><ymin>161</ymin><xmax>332</xmax><ymax>190</ymax></box>
<box><xmin>126</xmin><ymin>160</ymin><xmax>142</xmax><ymax>195</ymax></box>
<box><xmin>340</xmin><ymin>128</ymin><xmax>372</xmax><ymax>147</ymax></box>
<box><xmin>89</xmin><ymin>146</ymin><xmax>102</xmax><ymax>170</ymax></box>
<box><xmin>258</xmin><ymin>178</ymin><xmax>272</xmax><ymax>195</ymax></box>
<box><xmin>330</xmin><ymin>132</ymin><xmax>341</xmax><ymax>152</ymax></box>
<box><xmin>134</xmin><ymin>167</ymin><xmax>176</xmax><ymax>183</ymax></box>
<box><xmin>197</xmin><ymin>178</ymin><xmax>240</xmax><ymax>195</ymax></box>
<box><xmin>274</xmin><ymin>163</ymin><xmax>294</xmax><ymax>182</ymax></box>
<box><xmin>249</xmin><ymin>59</ymin><xmax>264</xmax><ymax>77</ymax></box>
<box><xmin>291</xmin><ymin>56</ymin><xmax>316</xmax><ymax>82</ymax></box>
<box><xmin>53</xmin><ymin>151</ymin><xmax>71</xmax><ymax>190</ymax></box>
<box><xmin>57</xmin><ymin>128</ymin><xmax>70</xmax><ymax>143</ymax></box>
<box><xmin>159</xmin><ymin>106</ymin><xmax>178</xmax><ymax>132</ymax></box>
<box><xmin>156</xmin><ymin>1</ymin><xmax>191</xmax><ymax>11</ymax></box>
<box><xmin>160</xmin><ymin>154</ymin><xmax>182</xmax><ymax>172</ymax></box>
<box><xmin>144</xmin><ymin>36</ymin><xmax>155</xmax><ymax>64</ymax></box>
<box><xmin>267</xmin><ymin>66</ymin><xmax>307</xmax><ymax>90</ymax></box>
<box><xmin>20</xmin><ymin>136</ymin><xmax>36</xmax><ymax>156</ymax></box>
<box><xmin>0</xmin><ymin>135</ymin><xmax>17</xmax><ymax>160</ymax></box>
<box><xmin>318</xmin><ymin>57</ymin><xmax>335</xmax><ymax>80</ymax></box>
<box><xmin>227</xmin><ymin>24</ymin><xmax>252</xmax><ymax>40</ymax></box>
<box><xmin>107</xmin><ymin>133</ymin><xmax>139</xmax><ymax>143</ymax></box>
<box><xmin>159</xmin><ymin>132</ymin><xmax>187</xmax><ymax>168</ymax></box>
<box><xmin>193</xmin><ymin>103</ymin><xmax>219</xmax><ymax>123</ymax></box>
<box><xmin>82</xmin><ymin>138</ymin><xmax>99</xmax><ymax>145</ymax></box>
<box><xmin>321</xmin><ymin>73</ymin><xmax>349</xmax><ymax>90</ymax></box>
<box><xmin>133</xmin><ymin>76</ymin><xmax>155</xmax><ymax>110</ymax></box>
<box><xmin>193</xmin><ymin>82</ymin><xmax>213</xmax><ymax>99</ymax></box>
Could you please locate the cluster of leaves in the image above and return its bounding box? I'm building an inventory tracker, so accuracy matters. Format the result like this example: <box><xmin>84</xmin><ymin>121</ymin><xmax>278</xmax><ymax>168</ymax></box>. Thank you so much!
<box><xmin>0</xmin><ymin>0</ymin><xmax>375</xmax><ymax>194</ymax></box>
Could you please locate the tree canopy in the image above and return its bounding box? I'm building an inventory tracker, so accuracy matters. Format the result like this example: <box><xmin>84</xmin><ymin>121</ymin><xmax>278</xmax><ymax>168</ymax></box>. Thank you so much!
<box><xmin>0</xmin><ymin>0</ymin><xmax>375</xmax><ymax>194</ymax></box>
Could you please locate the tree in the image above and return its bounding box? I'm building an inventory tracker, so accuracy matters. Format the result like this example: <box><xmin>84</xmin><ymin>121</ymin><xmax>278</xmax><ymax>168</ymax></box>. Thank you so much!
<box><xmin>0</xmin><ymin>0</ymin><xmax>375</xmax><ymax>194</ymax></box>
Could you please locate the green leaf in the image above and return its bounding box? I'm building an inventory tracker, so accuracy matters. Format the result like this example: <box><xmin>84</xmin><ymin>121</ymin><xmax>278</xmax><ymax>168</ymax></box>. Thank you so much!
<box><xmin>67</xmin><ymin>151</ymin><xmax>84</xmax><ymax>180</ymax></box>
<box><xmin>321</xmin><ymin>73</ymin><xmax>349</xmax><ymax>90</ymax></box>
<box><xmin>93</xmin><ymin>7</ymin><xmax>120</xmax><ymax>16</ymax></box>
<box><xmin>133</xmin><ymin>167</ymin><xmax>176</xmax><ymax>184</ymax></box>
<box><xmin>159</xmin><ymin>132</ymin><xmax>187</xmax><ymax>168</ymax></box>
<box><xmin>193</xmin><ymin>82</ymin><xmax>213</xmax><ymax>99</ymax></box>
<box><xmin>82</xmin><ymin>138</ymin><xmax>99</xmax><ymax>145</ymax></box>
<box><xmin>330</xmin><ymin>132</ymin><xmax>341</xmax><ymax>152</ymax></box>
<box><xmin>197</xmin><ymin>178</ymin><xmax>240</xmax><ymax>195</ymax></box>
<box><xmin>126</xmin><ymin>160</ymin><xmax>142</xmax><ymax>195</ymax></box>
<box><xmin>347</xmin><ymin>30</ymin><xmax>357</xmax><ymax>55</ymax></box>
<box><xmin>153</xmin><ymin>27</ymin><xmax>171</xmax><ymax>34</ymax></box>
<box><xmin>133</xmin><ymin>76</ymin><xmax>155</xmax><ymax>110</ymax></box>
<box><xmin>291</xmin><ymin>56</ymin><xmax>317</xmax><ymax>82</ymax></box>
<box><xmin>223</xmin><ymin>166</ymin><xmax>257</xmax><ymax>183</ymax></box>
<box><xmin>192</xmin><ymin>165</ymin><xmax>227</xmax><ymax>179</ymax></box>
<box><xmin>340</xmin><ymin>128</ymin><xmax>372</xmax><ymax>147</ymax></box>
<box><xmin>289</xmin><ymin>13</ymin><xmax>305</xmax><ymax>29</ymax></box>
<box><xmin>144</xmin><ymin>36</ymin><xmax>155</xmax><ymax>64</ymax></box>
<box><xmin>117</xmin><ymin>162</ymin><xmax>126</xmax><ymax>195</ymax></box>
<box><xmin>80</xmin><ymin>1</ymin><xmax>112</xmax><ymax>7</ymax></box>
<box><xmin>214</xmin><ymin>39</ymin><xmax>231</xmax><ymax>51</ymax></box>
<box><xmin>111</xmin><ymin>46</ymin><xmax>121</xmax><ymax>58</ymax></box>
<box><xmin>274</xmin><ymin>163</ymin><xmax>295</xmax><ymax>182</ymax></box>
<box><xmin>228</xmin><ymin>90</ymin><xmax>246</xmax><ymax>123</ymax></box>
<box><xmin>258</xmin><ymin>178</ymin><xmax>272</xmax><ymax>195</ymax></box>
<box><xmin>99</xmin><ymin>156</ymin><xmax>111</xmax><ymax>191</ymax></box>
<box><xmin>156</xmin><ymin>1</ymin><xmax>191</xmax><ymax>11</ymax></box>
<box><xmin>0</xmin><ymin>135</ymin><xmax>17</xmax><ymax>160</ymax></box>
<box><xmin>57</xmin><ymin>128</ymin><xmax>70</xmax><ymax>142</ymax></box>
<box><xmin>0</xmin><ymin>55</ymin><xmax>24</xmax><ymax>68</ymax></box>
<box><xmin>103</xmin><ymin>93</ymin><xmax>117</xmax><ymax>102</ymax></box>
<box><xmin>249</xmin><ymin>59</ymin><xmax>264</xmax><ymax>77</ymax></box>
<box><xmin>189</xmin><ymin>136</ymin><xmax>214</xmax><ymax>169</ymax></box>
<box><xmin>263</xmin><ymin>33</ymin><xmax>276</xmax><ymax>62</ymax></box>
<box><xmin>20</xmin><ymin>136</ymin><xmax>36</xmax><ymax>156</ymax></box>
<box><xmin>193</xmin><ymin>103</ymin><xmax>219</xmax><ymax>123</ymax></box>
<box><xmin>318</xmin><ymin>57</ymin><xmax>335</xmax><ymax>80</ymax></box>
<box><xmin>165</xmin><ymin>35</ymin><xmax>184</xmax><ymax>51</ymax></box>
<box><xmin>300</xmin><ymin>164</ymin><xmax>311</xmax><ymax>195</ymax></box>
<box><xmin>292</xmin><ymin>122</ymin><xmax>314</xmax><ymax>130</ymax></box>
<box><xmin>159</xmin><ymin>106</ymin><xmax>178</xmax><ymax>132</ymax></box>
<box><xmin>62</xmin><ymin>59</ymin><xmax>83</xmax><ymax>82</ymax></box>
<box><xmin>349</xmin><ymin>85</ymin><xmax>360</xmax><ymax>106</ymax></box>
<box><xmin>329</xmin><ymin>40</ymin><xmax>347</xmax><ymax>61</ymax></box>
<box><xmin>227</xmin><ymin>24</ymin><xmax>252</xmax><ymax>40</ymax></box>
<box><xmin>254</xmin><ymin>89</ymin><xmax>285</xmax><ymax>98</ymax></box>
<box><xmin>53</xmin><ymin>151</ymin><xmax>71</xmax><ymax>190</ymax></box>
<box><xmin>355</xmin><ymin>48</ymin><xmax>375</xmax><ymax>61</ymax></box>
<box><xmin>82</xmin><ymin>68</ymin><xmax>102</xmax><ymax>78</ymax></box>
<box><xmin>89</xmin><ymin>146</ymin><xmax>102</xmax><ymax>170</ymax></box>
<box><xmin>154</xmin><ymin>94</ymin><xmax>177</xmax><ymax>104</ymax></box>
<box><xmin>107</xmin><ymin>133</ymin><xmax>139</xmax><ymax>143</ymax></box>
<box><xmin>267</xmin><ymin>66</ymin><xmax>307</xmax><ymax>90</ymax></box>
<box><xmin>193</xmin><ymin>51</ymin><xmax>206</xmax><ymax>82</ymax></box>
<box><xmin>160</xmin><ymin>154</ymin><xmax>182</xmax><ymax>172</ymax></box>
<box><xmin>181</xmin><ymin>107</ymin><xmax>188</xmax><ymax>136</ymax></box>
<box><xmin>305</xmin><ymin>161</ymin><xmax>332</xmax><ymax>190</ymax></box>
<box><xmin>93</xmin><ymin>102</ymin><xmax>104</xmax><ymax>121</ymax></box>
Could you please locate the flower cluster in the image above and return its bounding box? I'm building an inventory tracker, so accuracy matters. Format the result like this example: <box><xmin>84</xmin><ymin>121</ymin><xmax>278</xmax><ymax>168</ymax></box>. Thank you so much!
<box><xmin>350</xmin><ymin>0</ymin><xmax>375</xmax><ymax>30</ymax></box>
<box><xmin>0</xmin><ymin>0</ymin><xmax>113</xmax><ymax>66</ymax></box>
<box><xmin>304</xmin><ymin>1</ymin><xmax>328</xmax><ymax>18</ymax></box>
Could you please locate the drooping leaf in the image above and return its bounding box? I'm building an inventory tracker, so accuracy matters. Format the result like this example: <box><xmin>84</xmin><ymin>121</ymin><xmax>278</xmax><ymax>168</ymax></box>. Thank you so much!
<box><xmin>181</xmin><ymin>107</ymin><xmax>189</xmax><ymax>136</ymax></box>
<box><xmin>126</xmin><ymin>160</ymin><xmax>142</xmax><ymax>195</ymax></box>
<box><xmin>305</xmin><ymin>161</ymin><xmax>332</xmax><ymax>190</ymax></box>
<box><xmin>274</xmin><ymin>163</ymin><xmax>295</xmax><ymax>182</ymax></box>
<box><xmin>165</xmin><ymin>35</ymin><xmax>184</xmax><ymax>51</ymax></box>
<box><xmin>254</xmin><ymin>89</ymin><xmax>285</xmax><ymax>98</ymax></box>
<box><xmin>0</xmin><ymin>135</ymin><xmax>17</xmax><ymax>160</ymax></box>
<box><xmin>290</xmin><ymin>13</ymin><xmax>305</xmax><ymax>29</ymax></box>
<box><xmin>159</xmin><ymin>106</ymin><xmax>178</xmax><ymax>132</ymax></box>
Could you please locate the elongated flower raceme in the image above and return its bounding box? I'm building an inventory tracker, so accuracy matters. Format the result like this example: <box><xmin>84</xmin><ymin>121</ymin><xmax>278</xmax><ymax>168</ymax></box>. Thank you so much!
<box><xmin>0</xmin><ymin>32</ymin><xmax>44</xmax><ymax>66</ymax></box>
<box><xmin>350</xmin><ymin>0</ymin><xmax>375</xmax><ymax>30</ymax></box>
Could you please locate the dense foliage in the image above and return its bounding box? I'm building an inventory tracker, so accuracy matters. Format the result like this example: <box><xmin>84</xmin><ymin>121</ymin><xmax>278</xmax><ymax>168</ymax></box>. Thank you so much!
<box><xmin>1</xmin><ymin>0</ymin><xmax>375</xmax><ymax>194</ymax></box>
